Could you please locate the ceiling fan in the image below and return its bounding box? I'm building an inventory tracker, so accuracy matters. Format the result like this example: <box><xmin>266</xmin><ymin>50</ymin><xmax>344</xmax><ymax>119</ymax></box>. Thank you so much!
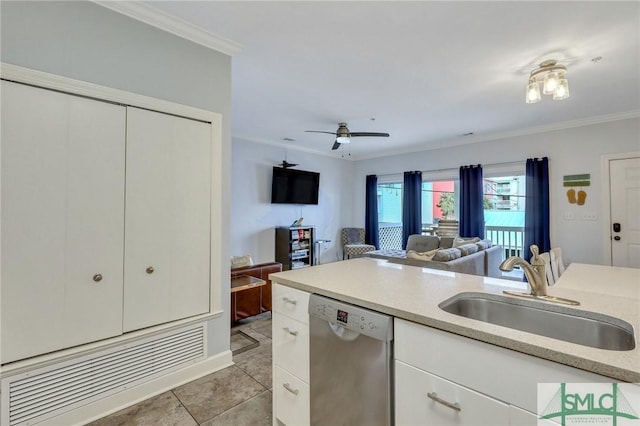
<box><xmin>277</xmin><ymin>160</ymin><xmax>298</xmax><ymax>169</ymax></box>
<box><xmin>305</xmin><ymin>122</ymin><xmax>390</xmax><ymax>150</ymax></box>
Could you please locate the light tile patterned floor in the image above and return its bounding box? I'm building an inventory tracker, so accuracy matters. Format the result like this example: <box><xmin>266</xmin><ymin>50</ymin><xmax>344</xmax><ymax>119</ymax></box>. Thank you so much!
<box><xmin>88</xmin><ymin>313</ymin><xmax>273</xmax><ymax>426</ymax></box>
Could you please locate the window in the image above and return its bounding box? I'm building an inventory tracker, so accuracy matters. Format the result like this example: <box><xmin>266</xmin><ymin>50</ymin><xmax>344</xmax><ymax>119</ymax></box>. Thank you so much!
<box><xmin>377</xmin><ymin>182</ymin><xmax>403</xmax><ymax>249</ymax></box>
<box><xmin>483</xmin><ymin>175</ymin><xmax>525</xmax><ymax>259</ymax></box>
<box><xmin>375</xmin><ymin>170</ymin><xmax>526</xmax><ymax>257</ymax></box>
<box><xmin>421</xmin><ymin>180</ymin><xmax>456</xmax><ymax>233</ymax></box>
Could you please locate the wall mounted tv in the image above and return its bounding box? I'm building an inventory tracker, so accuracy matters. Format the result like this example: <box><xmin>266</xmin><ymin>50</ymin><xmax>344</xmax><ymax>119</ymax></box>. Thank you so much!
<box><xmin>271</xmin><ymin>167</ymin><xmax>320</xmax><ymax>205</ymax></box>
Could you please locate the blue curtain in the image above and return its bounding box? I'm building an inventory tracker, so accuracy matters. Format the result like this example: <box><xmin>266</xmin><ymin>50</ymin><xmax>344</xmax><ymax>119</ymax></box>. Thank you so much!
<box><xmin>459</xmin><ymin>164</ymin><xmax>485</xmax><ymax>238</ymax></box>
<box><xmin>402</xmin><ymin>171</ymin><xmax>422</xmax><ymax>249</ymax></box>
<box><xmin>524</xmin><ymin>157</ymin><xmax>551</xmax><ymax>258</ymax></box>
<box><xmin>365</xmin><ymin>175</ymin><xmax>380</xmax><ymax>249</ymax></box>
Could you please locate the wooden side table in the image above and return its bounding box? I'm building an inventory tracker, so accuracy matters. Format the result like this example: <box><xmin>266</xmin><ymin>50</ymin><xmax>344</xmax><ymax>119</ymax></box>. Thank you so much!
<box><xmin>231</xmin><ymin>275</ymin><xmax>266</xmax><ymax>293</ymax></box>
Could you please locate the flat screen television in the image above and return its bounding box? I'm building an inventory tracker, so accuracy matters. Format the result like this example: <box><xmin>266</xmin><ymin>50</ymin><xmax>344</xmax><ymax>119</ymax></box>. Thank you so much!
<box><xmin>271</xmin><ymin>167</ymin><xmax>320</xmax><ymax>205</ymax></box>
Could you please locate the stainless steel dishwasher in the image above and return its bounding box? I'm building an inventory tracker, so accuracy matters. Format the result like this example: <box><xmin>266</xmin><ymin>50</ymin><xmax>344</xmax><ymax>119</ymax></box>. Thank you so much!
<box><xmin>308</xmin><ymin>293</ymin><xmax>393</xmax><ymax>426</ymax></box>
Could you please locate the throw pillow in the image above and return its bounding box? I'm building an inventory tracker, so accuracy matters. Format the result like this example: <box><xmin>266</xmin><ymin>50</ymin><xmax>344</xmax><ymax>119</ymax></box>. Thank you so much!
<box><xmin>432</xmin><ymin>248</ymin><xmax>462</xmax><ymax>262</ymax></box>
<box><xmin>407</xmin><ymin>248</ymin><xmax>439</xmax><ymax>261</ymax></box>
<box><xmin>476</xmin><ymin>240</ymin><xmax>489</xmax><ymax>251</ymax></box>
<box><xmin>475</xmin><ymin>240</ymin><xmax>490</xmax><ymax>251</ymax></box>
<box><xmin>231</xmin><ymin>255</ymin><xmax>253</xmax><ymax>268</ymax></box>
<box><xmin>453</xmin><ymin>236</ymin><xmax>480</xmax><ymax>248</ymax></box>
<box><xmin>457</xmin><ymin>243</ymin><xmax>479</xmax><ymax>256</ymax></box>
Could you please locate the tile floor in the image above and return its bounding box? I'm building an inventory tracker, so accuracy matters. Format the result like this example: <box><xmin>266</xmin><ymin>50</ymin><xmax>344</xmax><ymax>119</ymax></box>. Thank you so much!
<box><xmin>88</xmin><ymin>313</ymin><xmax>273</xmax><ymax>426</ymax></box>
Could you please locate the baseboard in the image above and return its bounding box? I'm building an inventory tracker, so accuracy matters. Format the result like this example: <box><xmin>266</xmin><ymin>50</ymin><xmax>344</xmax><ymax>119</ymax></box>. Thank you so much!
<box><xmin>38</xmin><ymin>350</ymin><xmax>233</xmax><ymax>426</ymax></box>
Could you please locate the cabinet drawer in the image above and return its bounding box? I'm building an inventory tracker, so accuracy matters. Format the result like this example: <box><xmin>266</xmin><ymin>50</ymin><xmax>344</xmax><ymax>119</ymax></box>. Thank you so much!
<box><xmin>395</xmin><ymin>360</ymin><xmax>509</xmax><ymax>426</ymax></box>
<box><xmin>510</xmin><ymin>405</ymin><xmax>561</xmax><ymax>426</ymax></box>
<box><xmin>273</xmin><ymin>312</ymin><xmax>309</xmax><ymax>383</ymax></box>
<box><xmin>273</xmin><ymin>284</ymin><xmax>310</xmax><ymax>323</ymax></box>
<box><xmin>394</xmin><ymin>318</ymin><xmax>608</xmax><ymax>413</ymax></box>
<box><xmin>274</xmin><ymin>365</ymin><xmax>309</xmax><ymax>426</ymax></box>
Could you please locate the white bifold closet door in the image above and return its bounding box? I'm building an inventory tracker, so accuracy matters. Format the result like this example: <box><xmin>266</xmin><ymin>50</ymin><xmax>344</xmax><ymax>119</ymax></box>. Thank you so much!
<box><xmin>1</xmin><ymin>81</ymin><xmax>126</xmax><ymax>363</ymax></box>
<box><xmin>123</xmin><ymin>107</ymin><xmax>211</xmax><ymax>332</ymax></box>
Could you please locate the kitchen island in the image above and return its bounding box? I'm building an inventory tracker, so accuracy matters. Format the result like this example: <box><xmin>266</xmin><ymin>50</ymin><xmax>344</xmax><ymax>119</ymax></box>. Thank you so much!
<box><xmin>269</xmin><ymin>258</ymin><xmax>639</xmax><ymax>425</ymax></box>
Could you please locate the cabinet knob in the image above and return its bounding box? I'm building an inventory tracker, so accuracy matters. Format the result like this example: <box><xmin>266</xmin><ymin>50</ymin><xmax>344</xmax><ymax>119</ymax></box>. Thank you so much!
<box><xmin>93</xmin><ymin>274</ymin><xmax>103</xmax><ymax>282</ymax></box>
<box><xmin>146</xmin><ymin>266</ymin><xmax>155</xmax><ymax>274</ymax></box>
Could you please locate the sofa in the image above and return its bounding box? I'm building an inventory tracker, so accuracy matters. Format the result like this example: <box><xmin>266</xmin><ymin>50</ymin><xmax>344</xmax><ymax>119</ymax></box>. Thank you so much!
<box><xmin>365</xmin><ymin>235</ymin><xmax>503</xmax><ymax>278</ymax></box>
<box><xmin>230</xmin><ymin>261</ymin><xmax>282</xmax><ymax>323</ymax></box>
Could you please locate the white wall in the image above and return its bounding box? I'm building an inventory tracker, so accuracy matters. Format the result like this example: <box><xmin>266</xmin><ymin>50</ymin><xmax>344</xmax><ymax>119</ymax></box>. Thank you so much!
<box><xmin>353</xmin><ymin>118</ymin><xmax>640</xmax><ymax>266</ymax></box>
<box><xmin>232</xmin><ymin>138</ymin><xmax>353</xmax><ymax>264</ymax></box>
<box><xmin>1</xmin><ymin>1</ymin><xmax>233</xmax><ymax>356</ymax></box>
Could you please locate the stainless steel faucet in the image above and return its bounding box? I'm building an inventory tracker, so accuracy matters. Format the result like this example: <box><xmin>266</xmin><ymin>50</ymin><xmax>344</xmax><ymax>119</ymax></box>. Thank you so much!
<box><xmin>499</xmin><ymin>245</ymin><xmax>548</xmax><ymax>297</ymax></box>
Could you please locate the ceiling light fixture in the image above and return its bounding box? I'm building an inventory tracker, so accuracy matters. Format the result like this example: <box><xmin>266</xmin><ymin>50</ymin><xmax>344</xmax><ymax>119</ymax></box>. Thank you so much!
<box><xmin>335</xmin><ymin>123</ymin><xmax>351</xmax><ymax>144</ymax></box>
<box><xmin>525</xmin><ymin>59</ymin><xmax>569</xmax><ymax>104</ymax></box>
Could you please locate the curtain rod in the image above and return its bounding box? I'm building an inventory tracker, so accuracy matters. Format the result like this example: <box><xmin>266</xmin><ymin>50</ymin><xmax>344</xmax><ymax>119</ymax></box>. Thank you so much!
<box><xmin>375</xmin><ymin>159</ymin><xmax>525</xmax><ymax>178</ymax></box>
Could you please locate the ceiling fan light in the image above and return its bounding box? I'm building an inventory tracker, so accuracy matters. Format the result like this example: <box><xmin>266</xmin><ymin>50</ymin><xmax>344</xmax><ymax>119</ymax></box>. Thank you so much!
<box><xmin>526</xmin><ymin>81</ymin><xmax>541</xmax><ymax>104</ymax></box>
<box><xmin>543</xmin><ymin>71</ymin><xmax>559</xmax><ymax>94</ymax></box>
<box><xmin>553</xmin><ymin>78</ymin><xmax>570</xmax><ymax>100</ymax></box>
<box><xmin>336</xmin><ymin>136</ymin><xmax>350</xmax><ymax>144</ymax></box>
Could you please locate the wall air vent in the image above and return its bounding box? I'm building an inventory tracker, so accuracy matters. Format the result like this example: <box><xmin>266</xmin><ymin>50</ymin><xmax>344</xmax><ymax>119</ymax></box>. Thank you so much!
<box><xmin>1</xmin><ymin>324</ymin><xmax>207</xmax><ymax>426</ymax></box>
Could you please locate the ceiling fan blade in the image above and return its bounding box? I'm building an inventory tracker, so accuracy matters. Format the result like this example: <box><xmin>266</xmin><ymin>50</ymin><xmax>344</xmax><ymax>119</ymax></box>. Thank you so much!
<box><xmin>350</xmin><ymin>132</ymin><xmax>390</xmax><ymax>137</ymax></box>
<box><xmin>305</xmin><ymin>130</ymin><xmax>337</xmax><ymax>135</ymax></box>
<box><xmin>331</xmin><ymin>140</ymin><xmax>341</xmax><ymax>150</ymax></box>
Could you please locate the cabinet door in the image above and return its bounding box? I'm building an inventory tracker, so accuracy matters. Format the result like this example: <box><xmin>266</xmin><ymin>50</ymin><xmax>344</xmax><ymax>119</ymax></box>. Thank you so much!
<box><xmin>274</xmin><ymin>366</ymin><xmax>310</xmax><ymax>426</ymax></box>
<box><xmin>395</xmin><ymin>360</ymin><xmax>510</xmax><ymax>426</ymax></box>
<box><xmin>123</xmin><ymin>107</ymin><xmax>211</xmax><ymax>331</ymax></box>
<box><xmin>273</xmin><ymin>312</ymin><xmax>309</xmax><ymax>382</ymax></box>
<box><xmin>1</xmin><ymin>81</ymin><xmax>126</xmax><ymax>363</ymax></box>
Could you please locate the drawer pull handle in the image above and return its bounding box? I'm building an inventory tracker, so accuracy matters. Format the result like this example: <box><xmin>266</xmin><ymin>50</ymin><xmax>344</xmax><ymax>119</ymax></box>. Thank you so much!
<box><xmin>427</xmin><ymin>392</ymin><xmax>461</xmax><ymax>412</ymax></box>
<box><xmin>283</xmin><ymin>383</ymin><xmax>299</xmax><ymax>395</ymax></box>
<box><xmin>282</xmin><ymin>297</ymin><xmax>297</xmax><ymax>305</ymax></box>
<box><xmin>282</xmin><ymin>327</ymin><xmax>298</xmax><ymax>336</ymax></box>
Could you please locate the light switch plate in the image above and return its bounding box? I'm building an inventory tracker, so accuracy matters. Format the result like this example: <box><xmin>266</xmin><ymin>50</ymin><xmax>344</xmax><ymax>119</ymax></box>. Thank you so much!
<box><xmin>563</xmin><ymin>212</ymin><xmax>574</xmax><ymax>220</ymax></box>
<box><xmin>582</xmin><ymin>211</ymin><xmax>597</xmax><ymax>221</ymax></box>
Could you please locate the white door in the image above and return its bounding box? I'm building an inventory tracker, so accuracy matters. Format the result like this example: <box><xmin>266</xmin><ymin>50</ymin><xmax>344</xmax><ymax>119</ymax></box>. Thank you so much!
<box><xmin>123</xmin><ymin>107</ymin><xmax>211</xmax><ymax>332</ymax></box>
<box><xmin>1</xmin><ymin>81</ymin><xmax>126</xmax><ymax>363</ymax></box>
<box><xmin>609</xmin><ymin>157</ymin><xmax>640</xmax><ymax>268</ymax></box>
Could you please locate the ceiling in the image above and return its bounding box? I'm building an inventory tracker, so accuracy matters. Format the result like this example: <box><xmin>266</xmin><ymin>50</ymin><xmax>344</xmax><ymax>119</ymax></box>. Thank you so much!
<box><xmin>137</xmin><ymin>1</ymin><xmax>639</xmax><ymax>160</ymax></box>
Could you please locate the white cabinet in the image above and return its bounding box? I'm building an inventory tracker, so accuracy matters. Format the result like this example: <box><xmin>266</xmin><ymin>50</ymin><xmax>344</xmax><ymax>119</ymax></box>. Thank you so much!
<box><xmin>396</xmin><ymin>360</ymin><xmax>510</xmax><ymax>426</ymax></box>
<box><xmin>1</xmin><ymin>79</ymin><xmax>215</xmax><ymax>363</ymax></box>
<box><xmin>1</xmin><ymin>81</ymin><xmax>126</xmax><ymax>363</ymax></box>
<box><xmin>123</xmin><ymin>107</ymin><xmax>211</xmax><ymax>332</ymax></box>
<box><xmin>272</xmin><ymin>284</ymin><xmax>310</xmax><ymax>426</ymax></box>
<box><xmin>394</xmin><ymin>318</ymin><xmax>609</xmax><ymax>426</ymax></box>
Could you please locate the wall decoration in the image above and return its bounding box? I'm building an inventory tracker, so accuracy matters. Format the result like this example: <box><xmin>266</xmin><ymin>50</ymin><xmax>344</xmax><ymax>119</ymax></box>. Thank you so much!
<box><xmin>563</xmin><ymin>174</ymin><xmax>590</xmax><ymax>206</ymax></box>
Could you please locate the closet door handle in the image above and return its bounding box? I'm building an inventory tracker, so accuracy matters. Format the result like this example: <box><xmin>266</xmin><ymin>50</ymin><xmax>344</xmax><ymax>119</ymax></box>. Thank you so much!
<box><xmin>92</xmin><ymin>273</ymin><xmax>103</xmax><ymax>282</ymax></box>
<box><xmin>146</xmin><ymin>266</ymin><xmax>155</xmax><ymax>274</ymax></box>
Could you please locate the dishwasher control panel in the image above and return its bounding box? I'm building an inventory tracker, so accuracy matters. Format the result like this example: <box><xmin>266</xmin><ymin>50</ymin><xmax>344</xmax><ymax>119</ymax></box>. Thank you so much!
<box><xmin>308</xmin><ymin>294</ymin><xmax>393</xmax><ymax>341</ymax></box>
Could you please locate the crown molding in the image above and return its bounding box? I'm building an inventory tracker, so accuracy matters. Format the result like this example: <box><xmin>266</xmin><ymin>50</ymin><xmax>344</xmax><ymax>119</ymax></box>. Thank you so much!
<box><xmin>93</xmin><ymin>1</ymin><xmax>242</xmax><ymax>56</ymax></box>
<box><xmin>356</xmin><ymin>110</ymin><xmax>640</xmax><ymax>161</ymax></box>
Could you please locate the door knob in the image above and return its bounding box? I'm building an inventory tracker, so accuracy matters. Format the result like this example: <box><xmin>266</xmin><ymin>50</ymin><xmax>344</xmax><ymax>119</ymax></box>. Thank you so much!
<box><xmin>146</xmin><ymin>266</ymin><xmax>155</xmax><ymax>274</ymax></box>
<box><xmin>93</xmin><ymin>273</ymin><xmax>103</xmax><ymax>282</ymax></box>
<box><xmin>614</xmin><ymin>236</ymin><xmax>621</xmax><ymax>241</ymax></box>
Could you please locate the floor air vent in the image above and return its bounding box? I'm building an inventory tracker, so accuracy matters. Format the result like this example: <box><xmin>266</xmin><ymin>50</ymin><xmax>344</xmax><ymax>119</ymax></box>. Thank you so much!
<box><xmin>2</xmin><ymin>324</ymin><xmax>207</xmax><ymax>426</ymax></box>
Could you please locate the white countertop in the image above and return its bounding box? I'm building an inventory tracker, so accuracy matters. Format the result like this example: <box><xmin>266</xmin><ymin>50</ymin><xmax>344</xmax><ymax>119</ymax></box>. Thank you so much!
<box><xmin>270</xmin><ymin>259</ymin><xmax>640</xmax><ymax>382</ymax></box>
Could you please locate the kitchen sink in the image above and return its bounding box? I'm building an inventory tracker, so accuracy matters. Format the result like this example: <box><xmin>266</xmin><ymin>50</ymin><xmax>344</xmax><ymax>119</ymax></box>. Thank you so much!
<box><xmin>438</xmin><ymin>292</ymin><xmax>636</xmax><ymax>351</ymax></box>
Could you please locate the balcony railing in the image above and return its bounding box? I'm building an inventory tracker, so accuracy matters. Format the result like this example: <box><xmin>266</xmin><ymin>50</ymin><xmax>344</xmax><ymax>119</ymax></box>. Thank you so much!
<box><xmin>378</xmin><ymin>223</ymin><xmax>524</xmax><ymax>260</ymax></box>
<box><xmin>485</xmin><ymin>225</ymin><xmax>524</xmax><ymax>259</ymax></box>
<box><xmin>378</xmin><ymin>223</ymin><xmax>402</xmax><ymax>250</ymax></box>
